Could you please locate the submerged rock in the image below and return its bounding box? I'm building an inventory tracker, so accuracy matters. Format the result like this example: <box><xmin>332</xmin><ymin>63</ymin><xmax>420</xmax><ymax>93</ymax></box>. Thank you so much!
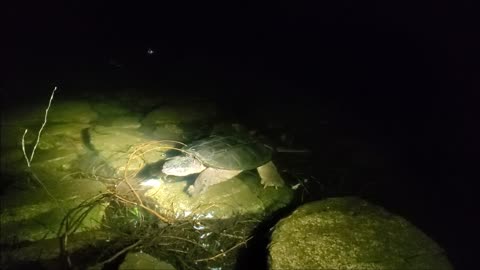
<box><xmin>48</xmin><ymin>101</ymin><xmax>98</xmax><ymax>124</ymax></box>
<box><xmin>151</xmin><ymin>123</ymin><xmax>184</xmax><ymax>140</ymax></box>
<box><xmin>95</xmin><ymin>115</ymin><xmax>142</xmax><ymax>129</ymax></box>
<box><xmin>268</xmin><ymin>197</ymin><xmax>452</xmax><ymax>270</ymax></box>
<box><xmin>119</xmin><ymin>252</ymin><xmax>176</xmax><ymax>270</ymax></box>
<box><xmin>106</xmin><ymin>171</ymin><xmax>293</xmax><ymax>270</ymax></box>
<box><xmin>141</xmin><ymin>102</ymin><xmax>216</xmax><ymax>126</ymax></box>
<box><xmin>91</xmin><ymin>102</ymin><xmax>131</xmax><ymax>117</ymax></box>
<box><xmin>0</xmin><ymin>177</ymin><xmax>107</xmax><ymax>244</ymax></box>
<box><xmin>89</xmin><ymin>126</ymin><xmax>149</xmax><ymax>154</ymax></box>
<box><xmin>2</xmin><ymin>230</ymin><xmax>112</xmax><ymax>268</ymax></box>
<box><xmin>87</xmin><ymin>126</ymin><xmax>176</xmax><ymax>178</ymax></box>
<box><xmin>142</xmin><ymin>171</ymin><xmax>293</xmax><ymax>220</ymax></box>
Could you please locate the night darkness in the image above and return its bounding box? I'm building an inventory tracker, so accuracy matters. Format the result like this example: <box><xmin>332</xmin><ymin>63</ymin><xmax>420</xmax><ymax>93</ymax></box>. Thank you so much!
<box><xmin>3</xmin><ymin>1</ymin><xmax>478</xmax><ymax>269</ymax></box>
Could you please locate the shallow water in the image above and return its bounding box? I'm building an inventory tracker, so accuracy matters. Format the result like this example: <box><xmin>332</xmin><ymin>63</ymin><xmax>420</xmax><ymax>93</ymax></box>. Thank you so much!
<box><xmin>0</xmin><ymin>84</ymin><xmax>459</xmax><ymax>269</ymax></box>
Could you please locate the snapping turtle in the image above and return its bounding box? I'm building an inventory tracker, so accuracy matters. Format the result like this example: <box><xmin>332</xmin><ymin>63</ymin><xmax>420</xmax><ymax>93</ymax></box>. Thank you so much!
<box><xmin>162</xmin><ymin>135</ymin><xmax>285</xmax><ymax>196</ymax></box>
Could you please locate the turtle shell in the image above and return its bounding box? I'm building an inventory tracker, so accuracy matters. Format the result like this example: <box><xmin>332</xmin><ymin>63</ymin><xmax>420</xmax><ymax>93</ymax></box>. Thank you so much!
<box><xmin>183</xmin><ymin>135</ymin><xmax>272</xmax><ymax>170</ymax></box>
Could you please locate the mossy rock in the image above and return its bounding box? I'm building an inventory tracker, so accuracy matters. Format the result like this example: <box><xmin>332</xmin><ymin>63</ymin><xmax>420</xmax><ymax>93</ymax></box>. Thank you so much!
<box><xmin>91</xmin><ymin>102</ymin><xmax>131</xmax><ymax>117</ymax></box>
<box><xmin>90</xmin><ymin>126</ymin><xmax>149</xmax><ymax>153</ymax></box>
<box><xmin>143</xmin><ymin>171</ymin><xmax>293</xmax><ymax>220</ymax></box>
<box><xmin>0</xmin><ymin>177</ymin><xmax>108</xmax><ymax>244</ymax></box>
<box><xmin>151</xmin><ymin>124</ymin><xmax>185</xmax><ymax>140</ymax></box>
<box><xmin>95</xmin><ymin>115</ymin><xmax>142</xmax><ymax>129</ymax></box>
<box><xmin>48</xmin><ymin>101</ymin><xmax>98</xmax><ymax>123</ymax></box>
<box><xmin>141</xmin><ymin>102</ymin><xmax>216</xmax><ymax>126</ymax></box>
<box><xmin>268</xmin><ymin>197</ymin><xmax>452</xmax><ymax>270</ymax></box>
<box><xmin>87</xmin><ymin>126</ymin><xmax>176</xmax><ymax>177</ymax></box>
<box><xmin>119</xmin><ymin>252</ymin><xmax>176</xmax><ymax>270</ymax></box>
<box><xmin>0</xmin><ymin>201</ymin><xmax>106</xmax><ymax>244</ymax></box>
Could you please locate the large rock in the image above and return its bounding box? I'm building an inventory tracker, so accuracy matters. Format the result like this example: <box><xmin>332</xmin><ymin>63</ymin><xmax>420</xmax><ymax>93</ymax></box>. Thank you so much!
<box><xmin>33</xmin><ymin>123</ymin><xmax>90</xmax><ymax>158</ymax></box>
<box><xmin>2</xmin><ymin>230</ymin><xmax>112</xmax><ymax>268</ymax></box>
<box><xmin>48</xmin><ymin>101</ymin><xmax>98</xmax><ymax>124</ymax></box>
<box><xmin>0</xmin><ymin>176</ymin><xmax>107</xmax><ymax>244</ymax></box>
<box><xmin>1</xmin><ymin>114</ymin><xmax>89</xmax><ymax>175</ymax></box>
<box><xmin>96</xmin><ymin>115</ymin><xmax>142</xmax><ymax>129</ymax></box>
<box><xmin>119</xmin><ymin>252</ymin><xmax>176</xmax><ymax>270</ymax></box>
<box><xmin>269</xmin><ymin>197</ymin><xmax>452</xmax><ymax>270</ymax></box>
<box><xmin>141</xmin><ymin>102</ymin><xmax>216</xmax><ymax>126</ymax></box>
<box><xmin>150</xmin><ymin>123</ymin><xmax>185</xmax><ymax>141</ymax></box>
<box><xmin>142</xmin><ymin>171</ymin><xmax>293</xmax><ymax>220</ymax></box>
<box><xmin>91</xmin><ymin>101</ymin><xmax>131</xmax><ymax>117</ymax></box>
<box><xmin>106</xmin><ymin>171</ymin><xmax>293</xmax><ymax>270</ymax></box>
<box><xmin>89</xmin><ymin>126</ymin><xmax>149</xmax><ymax>153</ymax></box>
<box><xmin>87</xmin><ymin>125</ymin><xmax>176</xmax><ymax>178</ymax></box>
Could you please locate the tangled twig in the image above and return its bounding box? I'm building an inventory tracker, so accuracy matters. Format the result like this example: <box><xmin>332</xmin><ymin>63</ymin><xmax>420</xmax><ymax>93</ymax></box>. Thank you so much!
<box><xmin>105</xmin><ymin>140</ymin><xmax>191</xmax><ymax>224</ymax></box>
<box><xmin>113</xmin><ymin>193</ymin><xmax>173</xmax><ymax>224</ymax></box>
<box><xmin>195</xmin><ymin>236</ymin><xmax>253</xmax><ymax>263</ymax></box>
<box><xmin>97</xmin><ymin>239</ymin><xmax>142</xmax><ymax>265</ymax></box>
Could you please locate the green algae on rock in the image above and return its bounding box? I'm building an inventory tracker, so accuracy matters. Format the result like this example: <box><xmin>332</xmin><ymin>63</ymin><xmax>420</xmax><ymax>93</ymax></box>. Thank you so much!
<box><xmin>141</xmin><ymin>102</ymin><xmax>216</xmax><ymax>126</ymax></box>
<box><xmin>268</xmin><ymin>197</ymin><xmax>452</xmax><ymax>270</ymax></box>
<box><xmin>48</xmin><ymin>101</ymin><xmax>98</xmax><ymax>124</ymax></box>
<box><xmin>0</xmin><ymin>177</ymin><xmax>107</xmax><ymax>244</ymax></box>
<box><xmin>119</xmin><ymin>252</ymin><xmax>176</xmax><ymax>270</ymax></box>
<box><xmin>144</xmin><ymin>171</ymin><xmax>293</xmax><ymax>220</ymax></box>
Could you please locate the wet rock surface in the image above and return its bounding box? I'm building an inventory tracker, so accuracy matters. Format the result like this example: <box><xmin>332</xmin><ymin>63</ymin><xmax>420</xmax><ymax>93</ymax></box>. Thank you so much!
<box><xmin>268</xmin><ymin>197</ymin><xmax>452</xmax><ymax>270</ymax></box>
<box><xmin>119</xmin><ymin>252</ymin><xmax>176</xmax><ymax>270</ymax></box>
<box><xmin>0</xmin><ymin>90</ymin><xmax>458</xmax><ymax>269</ymax></box>
<box><xmin>144</xmin><ymin>171</ymin><xmax>293</xmax><ymax>220</ymax></box>
<box><xmin>1</xmin><ymin>95</ymin><xmax>293</xmax><ymax>268</ymax></box>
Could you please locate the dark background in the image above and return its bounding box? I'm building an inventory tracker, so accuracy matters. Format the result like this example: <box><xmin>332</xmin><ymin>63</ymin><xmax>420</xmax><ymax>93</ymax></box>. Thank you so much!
<box><xmin>3</xmin><ymin>1</ymin><xmax>477</xmax><ymax>269</ymax></box>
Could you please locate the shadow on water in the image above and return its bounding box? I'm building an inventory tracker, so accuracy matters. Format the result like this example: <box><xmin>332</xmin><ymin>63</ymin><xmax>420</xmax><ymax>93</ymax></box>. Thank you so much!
<box><xmin>234</xmin><ymin>203</ymin><xmax>299</xmax><ymax>270</ymax></box>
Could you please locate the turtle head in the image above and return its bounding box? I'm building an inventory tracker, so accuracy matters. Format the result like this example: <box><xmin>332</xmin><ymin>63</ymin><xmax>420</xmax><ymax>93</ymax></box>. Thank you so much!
<box><xmin>162</xmin><ymin>156</ymin><xmax>206</xmax><ymax>176</ymax></box>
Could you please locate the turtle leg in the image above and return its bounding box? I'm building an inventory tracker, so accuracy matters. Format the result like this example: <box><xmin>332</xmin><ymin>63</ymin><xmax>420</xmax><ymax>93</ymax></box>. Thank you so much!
<box><xmin>187</xmin><ymin>168</ymin><xmax>242</xmax><ymax>196</ymax></box>
<box><xmin>257</xmin><ymin>161</ymin><xmax>285</xmax><ymax>189</ymax></box>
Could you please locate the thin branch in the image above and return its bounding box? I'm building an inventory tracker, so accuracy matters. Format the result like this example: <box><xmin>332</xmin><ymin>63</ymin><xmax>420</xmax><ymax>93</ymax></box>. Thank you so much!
<box><xmin>29</xmin><ymin>86</ymin><xmax>58</xmax><ymax>163</ymax></box>
<box><xmin>22</xmin><ymin>129</ymin><xmax>31</xmax><ymax>167</ymax></box>
<box><xmin>113</xmin><ymin>194</ymin><xmax>173</xmax><ymax>224</ymax></box>
<box><xmin>97</xmin><ymin>239</ymin><xmax>142</xmax><ymax>265</ymax></box>
<box><xmin>20</xmin><ymin>86</ymin><xmax>60</xmax><ymax>208</ymax></box>
<box><xmin>195</xmin><ymin>236</ymin><xmax>253</xmax><ymax>263</ymax></box>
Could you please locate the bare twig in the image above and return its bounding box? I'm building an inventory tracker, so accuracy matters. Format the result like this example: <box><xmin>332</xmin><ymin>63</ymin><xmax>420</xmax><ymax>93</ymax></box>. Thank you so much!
<box><xmin>22</xmin><ymin>86</ymin><xmax>58</xmax><ymax>166</ymax></box>
<box><xmin>113</xmin><ymin>194</ymin><xmax>173</xmax><ymax>224</ymax></box>
<box><xmin>123</xmin><ymin>140</ymin><xmax>187</xmax><ymax>179</ymax></box>
<box><xmin>97</xmin><ymin>239</ymin><xmax>142</xmax><ymax>265</ymax></box>
<box><xmin>20</xmin><ymin>86</ymin><xmax>60</xmax><ymax>205</ymax></box>
<box><xmin>21</xmin><ymin>129</ymin><xmax>30</xmax><ymax>167</ymax></box>
<box><xmin>158</xmin><ymin>235</ymin><xmax>204</xmax><ymax>247</ymax></box>
<box><xmin>195</xmin><ymin>236</ymin><xmax>253</xmax><ymax>263</ymax></box>
<box><xmin>116</xmin><ymin>141</ymin><xmax>186</xmax><ymax>208</ymax></box>
<box><xmin>30</xmin><ymin>86</ymin><xmax>57</xmax><ymax>162</ymax></box>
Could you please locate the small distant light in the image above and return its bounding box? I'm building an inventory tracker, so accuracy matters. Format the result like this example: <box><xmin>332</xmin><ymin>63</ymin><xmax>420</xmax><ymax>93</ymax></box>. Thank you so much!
<box><xmin>147</xmin><ymin>48</ymin><xmax>154</xmax><ymax>55</ymax></box>
<box><xmin>140</xmin><ymin>179</ymin><xmax>162</xmax><ymax>187</ymax></box>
